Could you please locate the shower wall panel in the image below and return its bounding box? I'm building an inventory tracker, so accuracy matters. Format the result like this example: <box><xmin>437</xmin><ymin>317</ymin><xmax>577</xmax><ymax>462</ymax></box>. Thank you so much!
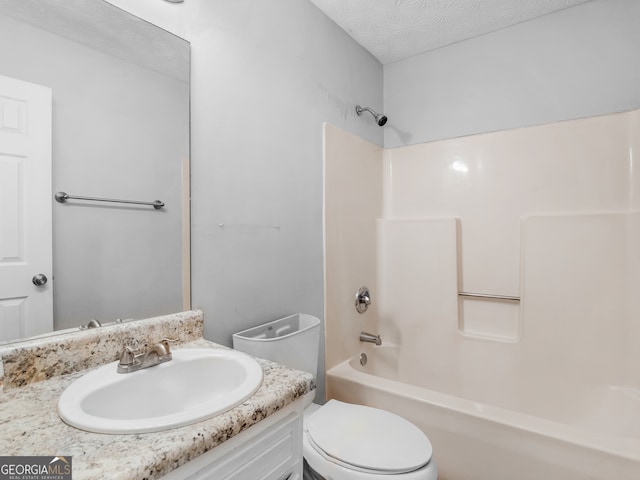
<box><xmin>323</xmin><ymin>123</ymin><xmax>383</xmax><ymax>375</ymax></box>
<box><xmin>381</xmin><ymin>109</ymin><xmax>640</xmax><ymax>387</ymax></box>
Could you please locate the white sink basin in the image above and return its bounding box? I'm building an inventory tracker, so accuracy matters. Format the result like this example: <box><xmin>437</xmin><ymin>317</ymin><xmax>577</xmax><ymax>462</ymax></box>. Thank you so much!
<box><xmin>58</xmin><ymin>348</ymin><xmax>264</xmax><ymax>434</ymax></box>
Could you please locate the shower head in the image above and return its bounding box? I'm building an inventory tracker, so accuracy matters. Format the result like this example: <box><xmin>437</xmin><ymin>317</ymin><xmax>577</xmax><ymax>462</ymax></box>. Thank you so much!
<box><xmin>356</xmin><ymin>105</ymin><xmax>388</xmax><ymax>127</ymax></box>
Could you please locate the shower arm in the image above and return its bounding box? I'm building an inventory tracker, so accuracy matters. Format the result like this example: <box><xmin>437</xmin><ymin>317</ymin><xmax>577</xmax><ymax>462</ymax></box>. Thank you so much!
<box><xmin>356</xmin><ymin>106</ymin><xmax>375</xmax><ymax>116</ymax></box>
<box><xmin>355</xmin><ymin>105</ymin><xmax>388</xmax><ymax>126</ymax></box>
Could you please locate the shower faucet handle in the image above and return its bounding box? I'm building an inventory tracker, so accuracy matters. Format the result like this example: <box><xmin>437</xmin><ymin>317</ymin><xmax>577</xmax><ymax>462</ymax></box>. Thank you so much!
<box><xmin>355</xmin><ymin>286</ymin><xmax>371</xmax><ymax>314</ymax></box>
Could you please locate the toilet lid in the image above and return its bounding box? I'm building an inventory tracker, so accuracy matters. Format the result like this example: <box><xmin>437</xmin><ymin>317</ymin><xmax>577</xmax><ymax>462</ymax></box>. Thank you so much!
<box><xmin>306</xmin><ymin>400</ymin><xmax>432</xmax><ymax>474</ymax></box>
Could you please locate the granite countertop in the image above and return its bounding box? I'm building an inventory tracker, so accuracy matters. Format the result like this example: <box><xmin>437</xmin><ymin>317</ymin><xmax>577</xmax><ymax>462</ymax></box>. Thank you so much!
<box><xmin>0</xmin><ymin>312</ymin><xmax>315</xmax><ymax>480</ymax></box>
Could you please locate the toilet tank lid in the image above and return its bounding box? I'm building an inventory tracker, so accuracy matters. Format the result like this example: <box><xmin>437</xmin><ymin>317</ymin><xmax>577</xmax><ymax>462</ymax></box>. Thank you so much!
<box><xmin>306</xmin><ymin>400</ymin><xmax>432</xmax><ymax>473</ymax></box>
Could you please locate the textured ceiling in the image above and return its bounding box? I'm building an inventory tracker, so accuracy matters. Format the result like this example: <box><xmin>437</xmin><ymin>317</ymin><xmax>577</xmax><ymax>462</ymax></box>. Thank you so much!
<box><xmin>309</xmin><ymin>0</ymin><xmax>592</xmax><ymax>64</ymax></box>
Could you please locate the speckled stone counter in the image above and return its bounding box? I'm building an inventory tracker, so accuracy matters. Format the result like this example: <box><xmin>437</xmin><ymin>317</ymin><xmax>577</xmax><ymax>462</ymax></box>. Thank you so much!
<box><xmin>0</xmin><ymin>311</ymin><xmax>205</xmax><ymax>390</ymax></box>
<box><xmin>0</xmin><ymin>311</ymin><xmax>315</xmax><ymax>480</ymax></box>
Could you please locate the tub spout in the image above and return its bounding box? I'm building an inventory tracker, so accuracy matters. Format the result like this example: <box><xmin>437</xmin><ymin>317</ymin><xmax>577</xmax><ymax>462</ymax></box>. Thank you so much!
<box><xmin>360</xmin><ymin>331</ymin><xmax>382</xmax><ymax>346</ymax></box>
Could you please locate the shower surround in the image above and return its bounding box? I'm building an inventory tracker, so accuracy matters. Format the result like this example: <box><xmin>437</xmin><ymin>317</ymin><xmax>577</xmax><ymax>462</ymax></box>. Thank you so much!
<box><xmin>323</xmin><ymin>110</ymin><xmax>640</xmax><ymax>479</ymax></box>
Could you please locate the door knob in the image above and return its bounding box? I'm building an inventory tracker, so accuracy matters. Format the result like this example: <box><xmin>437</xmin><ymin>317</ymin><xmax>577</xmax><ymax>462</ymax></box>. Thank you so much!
<box><xmin>32</xmin><ymin>274</ymin><xmax>48</xmax><ymax>286</ymax></box>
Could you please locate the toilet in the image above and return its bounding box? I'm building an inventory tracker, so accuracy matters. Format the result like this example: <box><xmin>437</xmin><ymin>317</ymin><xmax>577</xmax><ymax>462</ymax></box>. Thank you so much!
<box><xmin>233</xmin><ymin>314</ymin><xmax>438</xmax><ymax>480</ymax></box>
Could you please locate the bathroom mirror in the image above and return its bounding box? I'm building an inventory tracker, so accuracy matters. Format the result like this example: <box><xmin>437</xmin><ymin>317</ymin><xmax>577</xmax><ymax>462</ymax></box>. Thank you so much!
<box><xmin>0</xmin><ymin>0</ymin><xmax>190</xmax><ymax>343</ymax></box>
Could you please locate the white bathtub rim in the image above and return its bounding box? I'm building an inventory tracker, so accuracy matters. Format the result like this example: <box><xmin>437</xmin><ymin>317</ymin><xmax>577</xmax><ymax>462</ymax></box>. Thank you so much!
<box><xmin>327</xmin><ymin>358</ymin><xmax>640</xmax><ymax>463</ymax></box>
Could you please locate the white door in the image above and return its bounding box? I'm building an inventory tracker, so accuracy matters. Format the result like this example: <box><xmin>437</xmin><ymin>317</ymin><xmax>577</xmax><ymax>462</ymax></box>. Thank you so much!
<box><xmin>0</xmin><ymin>74</ymin><xmax>52</xmax><ymax>342</ymax></box>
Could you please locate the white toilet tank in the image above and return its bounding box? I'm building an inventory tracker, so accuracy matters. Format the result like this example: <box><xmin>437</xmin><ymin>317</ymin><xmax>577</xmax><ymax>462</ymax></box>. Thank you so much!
<box><xmin>232</xmin><ymin>313</ymin><xmax>320</xmax><ymax>379</ymax></box>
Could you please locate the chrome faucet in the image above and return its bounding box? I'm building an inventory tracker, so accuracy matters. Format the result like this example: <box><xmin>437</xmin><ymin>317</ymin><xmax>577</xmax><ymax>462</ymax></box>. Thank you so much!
<box><xmin>359</xmin><ymin>331</ymin><xmax>382</xmax><ymax>346</ymax></box>
<box><xmin>117</xmin><ymin>338</ymin><xmax>177</xmax><ymax>373</ymax></box>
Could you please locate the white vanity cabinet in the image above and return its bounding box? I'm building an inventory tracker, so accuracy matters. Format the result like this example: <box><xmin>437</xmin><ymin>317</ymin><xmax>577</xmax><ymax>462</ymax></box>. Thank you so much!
<box><xmin>160</xmin><ymin>399</ymin><xmax>304</xmax><ymax>480</ymax></box>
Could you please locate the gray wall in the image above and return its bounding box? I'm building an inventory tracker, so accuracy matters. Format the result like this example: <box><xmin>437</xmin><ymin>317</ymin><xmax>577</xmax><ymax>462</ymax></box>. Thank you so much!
<box><xmin>188</xmin><ymin>0</ymin><xmax>383</xmax><ymax>402</ymax></box>
<box><xmin>0</xmin><ymin>14</ymin><xmax>188</xmax><ymax>329</ymax></box>
<box><xmin>384</xmin><ymin>0</ymin><xmax>640</xmax><ymax>147</ymax></box>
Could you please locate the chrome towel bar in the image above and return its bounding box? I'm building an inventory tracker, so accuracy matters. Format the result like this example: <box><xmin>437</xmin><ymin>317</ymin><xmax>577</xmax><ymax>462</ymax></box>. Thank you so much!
<box><xmin>458</xmin><ymin>292</ymin><xmax>520</xmax><ymax>302</ymax></box>
<box><xmin>55</xmin><ymin>191</ymin><xmax>164</xmax><ymax>209</ymax></box>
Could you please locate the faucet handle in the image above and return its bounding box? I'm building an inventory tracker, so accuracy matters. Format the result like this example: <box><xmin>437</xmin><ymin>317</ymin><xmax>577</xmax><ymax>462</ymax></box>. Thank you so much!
<box><xmin>151</xmin><ymin>338</ymin><xmax>178</xmax><ymax>356</ymax></box>
<box><xmin>355</xmin><ymin>286</ymin><xmax>372</xmax><ymax>313</ymax></box>
<box><xmin>118</xmin><ymin>346</ymin><xmax>138</xmax><ymax>366</ymax></box>
<box><xmin>160</xmin><ymin>337</ymin><xmax>178</xmax><ymax>351</ymax></box>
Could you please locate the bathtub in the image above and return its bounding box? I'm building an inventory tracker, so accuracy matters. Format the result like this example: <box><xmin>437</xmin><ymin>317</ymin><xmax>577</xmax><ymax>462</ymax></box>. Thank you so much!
<box><xmin>325</xmin><ymin>346</ymin><xmax>640</xmax><ymax>480</ymax></box>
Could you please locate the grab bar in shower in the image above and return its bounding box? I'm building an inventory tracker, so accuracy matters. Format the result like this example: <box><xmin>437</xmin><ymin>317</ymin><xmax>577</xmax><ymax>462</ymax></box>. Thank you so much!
<box><xmin>458</xmin><ymin>292</ymin><xmax>520</xmax><ymax>302</ymax></box>
<box><xmin>55</xmin><ymin>191</ymin><xmax>164</xmax><ymax>209</ymax></box>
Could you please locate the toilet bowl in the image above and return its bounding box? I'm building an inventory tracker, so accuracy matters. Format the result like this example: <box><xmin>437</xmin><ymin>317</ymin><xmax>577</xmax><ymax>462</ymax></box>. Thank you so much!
<box><xmin>233</xmin><ymin>314</ymin><xmax>438</xmax><ymax>479</ymax></box>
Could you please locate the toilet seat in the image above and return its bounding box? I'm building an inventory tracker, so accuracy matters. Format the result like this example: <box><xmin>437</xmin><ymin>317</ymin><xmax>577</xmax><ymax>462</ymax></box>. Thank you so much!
<box><xmin>305</xmin><ymin>400</ymin><xmax>433</xmax><ymax>475</ymax></box>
